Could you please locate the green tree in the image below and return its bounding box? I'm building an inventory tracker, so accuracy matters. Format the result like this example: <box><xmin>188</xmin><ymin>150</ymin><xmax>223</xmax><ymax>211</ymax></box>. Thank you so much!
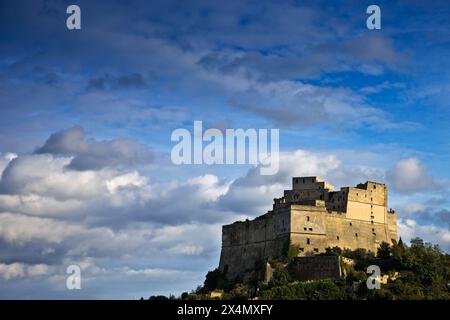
<box><xmin>377</xmin><ymin>241</ymin><xmax>391</xmax><ymax>259</ymax></box>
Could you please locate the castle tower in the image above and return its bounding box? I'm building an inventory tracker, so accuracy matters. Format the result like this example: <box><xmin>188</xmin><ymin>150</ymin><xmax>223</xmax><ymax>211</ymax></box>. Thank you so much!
<box><xmin>219</xmin><ymin>177</ymin><xmax>398</xmax><ymax>279</ymax></box>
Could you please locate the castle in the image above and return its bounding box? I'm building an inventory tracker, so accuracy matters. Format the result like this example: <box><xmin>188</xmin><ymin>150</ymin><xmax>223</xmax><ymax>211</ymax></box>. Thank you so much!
<box><xmin>219</xmin><ymin>177</ymin><xmax>398</xmax><ymax>279</ymax></box>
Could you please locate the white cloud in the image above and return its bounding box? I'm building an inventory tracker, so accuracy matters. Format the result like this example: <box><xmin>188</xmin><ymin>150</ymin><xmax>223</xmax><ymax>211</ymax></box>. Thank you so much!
<box><xmin>35</xmin><ymin>126</ymin><xmax>153</xmax><ymax>171</ymax></box>
<box><xmin>185</xmin><ymin>175</ymin><xmax>230</xmax><ymax>202</ymax></box>
<box><xmin>168</xmin><ymin>244</ymin><xmax>204</xmax><ymax>255</ymax></box>
<box><xmin>398</xmin><ymin>218</ymin><xmax>450</xmax><ymax>251</ymax></box>
<box><xmin>0</xmin><ymin>262</ymin><xmax>49</xmax><ymax>280</ymax></box>
<box><xmin>0</xmin><ymin>154</ymin><xmax>112</xmax><ymax>200</ymax></box>
<box><xmin>122</xmin><ymin>267</ymin><xmax>198</xmax><ymax>279</ymax></box>
<box><xmin>218</xmin><ymin>149</ymin><xmax>385</xmax><ymax>215</ymax></box>
<box><xmin>106</xmin><ymin>171</ymin><xmax>148</xmax><ymax>194</ymax></box>
<box><xmin>402</xmin><ymin>203</ymin><xmax>428</xmax><ymax>216</ymax></box>
<box><xmin>0</xmin><ymin>128</ymin><xmax>447</xmax><ymax>298</ymax></box>
<box><xmin>0</xmin><ymin>153</ymin><xmax>17</xmax><ymax>173</ymax></box>
<box><xmin>230</xmin><ymin>80</ymin><xmax>390</xmax><ymax>128</ymax></box>
<box><xmin>0</xmin><ymin>213</ymin><xmax>85</xmax><ymax>244</ymax></box>
<box><xmin>0</xmin><ymin>263</ymin><xmax>25</xmax><ymax>280</ymax></box>
<box><xmin>26</xmin><ymin>264</ymin><xmax>50</xmax><ymax>277</ymax></box>
<box><xmin>386</xmin><ymin>158</ymin><xmax>437</xmax><ymax>193</ymax></box>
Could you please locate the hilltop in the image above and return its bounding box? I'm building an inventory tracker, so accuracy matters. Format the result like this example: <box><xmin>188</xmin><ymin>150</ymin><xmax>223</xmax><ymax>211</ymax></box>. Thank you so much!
<box><xmin>152</xmin><ymin>238</ymin><xmax>450</xmax><ymax>300</ymax></box>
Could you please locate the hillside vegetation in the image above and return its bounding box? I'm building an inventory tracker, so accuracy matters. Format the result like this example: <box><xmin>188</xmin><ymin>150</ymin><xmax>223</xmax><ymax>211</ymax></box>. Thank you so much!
<box><xmin>168</xmin><ymin>238</ymin><xmax>450</xmax><ymax>300</ymax></box>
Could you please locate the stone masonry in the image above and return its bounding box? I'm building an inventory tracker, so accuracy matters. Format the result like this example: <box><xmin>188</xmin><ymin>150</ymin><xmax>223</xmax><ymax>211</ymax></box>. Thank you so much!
<box><xmin>219</xmin><ymin>177</ymin><xmax>398</xmax><ymax>279</ymax></box>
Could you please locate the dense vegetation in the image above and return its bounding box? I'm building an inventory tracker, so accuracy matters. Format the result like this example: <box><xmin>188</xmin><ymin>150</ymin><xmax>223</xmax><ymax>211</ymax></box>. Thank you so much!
<box><xmin>148</xmin><ymin>238</ymin><xmax>450</xmax><ymax>300</ymax></box>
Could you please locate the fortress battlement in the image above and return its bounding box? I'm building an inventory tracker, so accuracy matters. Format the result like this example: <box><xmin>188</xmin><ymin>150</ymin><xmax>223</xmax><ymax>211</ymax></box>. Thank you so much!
<box><xmin>219</xmin><ymin>177</ymin><xmax>398</xmax><ymax>279</ymax></box>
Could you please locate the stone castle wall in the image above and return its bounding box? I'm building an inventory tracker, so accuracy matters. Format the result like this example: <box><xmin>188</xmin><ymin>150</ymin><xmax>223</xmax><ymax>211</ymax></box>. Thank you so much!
<box><xmin>219</xmin><ymin>211</ymin><xmax>289</xmax><ymax>279</ymax></box>
<box><xmin>219</xmin><ymin>178</ymin><xmax>398</xmax><ymax>280</ymax></box>
<box><xmin>289</xmin><ymin>255</ymin><xmax>342</xmax><ymax>281</ymax></box>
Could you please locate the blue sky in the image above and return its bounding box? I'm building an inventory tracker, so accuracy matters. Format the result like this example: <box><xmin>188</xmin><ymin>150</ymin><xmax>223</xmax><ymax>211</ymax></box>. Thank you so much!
<box><xmin>0</xmin><ymin>0</ymin><xmax>449</xmax><ymax>299</ymax></box>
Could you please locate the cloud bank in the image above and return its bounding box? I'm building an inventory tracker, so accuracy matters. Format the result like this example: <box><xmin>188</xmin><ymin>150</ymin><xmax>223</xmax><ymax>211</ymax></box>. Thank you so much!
<box><xmin>1</xmin><ymin>128</ymin><xmax>448</xmax><ymax>298</ymax></box>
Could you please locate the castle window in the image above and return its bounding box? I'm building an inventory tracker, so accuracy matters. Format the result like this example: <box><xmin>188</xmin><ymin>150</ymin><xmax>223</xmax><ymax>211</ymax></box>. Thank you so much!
<box><xmin>304</xmin><ymin>227</ymin><xmax>307</xmax><ymax>231</ymax></box>
<box><xmin>299</xmin><ymin>248</ymin><xmax>304</xmax><ymax>252</ymax></box>
<box><xmin>307</xmin><ymin>238</ymin><xmax>310</xmax><ymax>245</ymax></box>
<box><xmin>349</xmin><ymin>222</ymin><xmax>352</xmax><ymax>226</ymax></box>
<box><xmin>373</xmin><ymin>233</ymin><xmax>376</xmax><ymax>236</ymax></box>
<box><xmin>295</xmin><ymin>178</ymin><xmax>298</xmax><ymax>184</ymax></box>
<box><xmin>309</xmin><ymin>228</ymin><xmax>313</xmax><ymax>231</ymax></box>
<box><xmin>372</xmin><ymin>228</ymin><xmax>375</xmax><ymax>232</ymax></box>
<box><xmin>371</xmin><ymin>221</ymin><xmax>374</xmax><ymax>224</ymax></box>
<box><xmin>314</xmin><ymin>248</ymin><xmax>319</xmax><ymax>253</ymax></box>
<box><xmin>337</xmin><ymin>236</ymin><xmax>340</xmax><ymax>240</ymax></box>
<box><xmin>306</xmin><ymin>216</ymin><xmax>310</xmax><ymax>222</ymax></box>
<box><xmin>312</xmin><ymin>178</ymin><xmax>314</xmax><ymax>182</ymax></box>
<box><xmin>355</xmin><ymin>233</ymin><xmax>358</xmax><ymax>237</ymax></box>
<box><xmin>373</xmin><ymin>185</ymin><xmax>376</xmax><ymax>189</ymax></box>
<box><xmin>303</xmin><ymin>178</ymin><xmax>305</xmax><ymax>183</ymax></box>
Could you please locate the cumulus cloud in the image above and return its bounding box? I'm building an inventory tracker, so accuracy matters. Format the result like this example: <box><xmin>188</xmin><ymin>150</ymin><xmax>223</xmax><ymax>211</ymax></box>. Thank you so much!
<box><xmin>404</xmin><ymin>208</ymin><xmax>450</xmax><ymax>230</ymax></box>
<box><xmin>401</xmin><ymin>202</ymin><xmax>429</xmax><ymax>216</ymax></box>
<box><xmin>0</xmin><ymin>154</ymin><xmax>112</xmax><ymax>200</ymax></box>
<box><xmin>35</xmin><ymin>126</ymin><xmax>153</xmax><ymax>171</ymax></box>
<box><xmin>386</xmin><ymin>158</ymin><xmax>437</xmax><ymax>193</ymax></box>
<box><xmin>218</xmin><ymin>149</ymin><xmax>385</xmax><ymax>215</ymax></box>
<box><xmin>0</xmin><ymin>150</ymin><xmax>232</xmax><ymax>226</ymax></box>
<box><xmin>122</xmin><ymin>266</ymin><xmax>198</xmax><ymax>279</ymax></box>
<box><xmin>0</xmin><ymin>0</ymin><xmax>448</xmax><ymax>299</ymax></box>
<box><xmin>0</xmin><ymin>152</ymin><xmax>18</xmax><ymax>173</ymax></box>
<box><xmin>0</xmin><ymin>128</ymin><xmax>447</xmax><ymax>298</ymax></box>
<box><xmin>398</xmin><ymin>219</ymin><xmax>450</xmax><ymax>252</ymax></box>
<box><xmin>0</xmin><ymin>262</ymin><xmax>49</xmax><ymax>280</ymax></box>
<box><xmin>197</xmin><ymin>32</ymin><xmax>407</xmax><ymax>81</ymax></box>
<box><xmin>0</xmin><ymin>128</ymin><xmax>233</xmax><ymax>298</ymax></box>
<box><xmin>228</xmin><ymin>80</ymin><xmax>415</xmax><ymax>130</ymax></box>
